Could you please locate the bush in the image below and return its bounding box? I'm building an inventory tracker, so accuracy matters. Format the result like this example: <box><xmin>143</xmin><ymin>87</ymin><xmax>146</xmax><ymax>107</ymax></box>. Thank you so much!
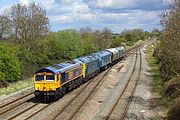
<box><xmin>17</xmin><ymin>41</ymin><xmax>49</xmax><ymax>78</ymax></box>
<box><xmin>163</xmin><ymin>76</ymin><xmax>180</xmax><ymax>98</ymax></box>
<box><xmin>110</xmin><ymin>36</ymin><xmax>124</xmax><ymax>48</ymax></box>
<box><xmin>56</xmin><ymin>29</ymin><xmax>85</xmax><ymax>59</ymax></box>
<box><xmin>168</xmin><ymin>97</ymin><xmax>180</xmax><ymax>120</ymax></box>
<box><xmin>0</xmin><ymin>43</ymin><xmax>21</xmax><ymax>82</ymax></box>
<box><xmin>17</xmin><ymin>29</ymin><xmax>91</xmax><ymax>78</ymax></box>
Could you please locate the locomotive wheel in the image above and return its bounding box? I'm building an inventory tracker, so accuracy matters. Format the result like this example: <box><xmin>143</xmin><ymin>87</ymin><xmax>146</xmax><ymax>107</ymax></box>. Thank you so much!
<box><xmin>55</xmin><ymin>92</ymin><xmax>61</xmax><ymax>100</ymax></box>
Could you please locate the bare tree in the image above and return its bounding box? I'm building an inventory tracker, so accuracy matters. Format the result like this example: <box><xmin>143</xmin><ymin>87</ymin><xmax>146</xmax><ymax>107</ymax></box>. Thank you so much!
<box><xmin>80</xmin><ymin>27</ymin><xmax>112</xmax><ymax>50</ymax></box>
<box><xmin>99</xmin><ymin>27</ymin><xmax>112</xmax><ymax>50</ymax></box>
<box><xmin>0</xmin><ymin>16</ymin><xmax>4</xmax><ymax>39</ymax></box>
<box><xmin>159</xmin><ymin>0</ymin><xmax>180</xmax><ymax>81</ymax></box>
<box><xmin>0</xmin><ymin>2</ymin><xmax>49</xmax><ymax>43</ymax></box>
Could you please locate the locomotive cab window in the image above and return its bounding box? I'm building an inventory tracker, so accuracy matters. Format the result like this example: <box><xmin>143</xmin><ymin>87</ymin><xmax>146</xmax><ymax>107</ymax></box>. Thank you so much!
<box><xmin>46</xmin><ymin>75</ymin><xmax>55</xmax><ymax>81</ymax></box>
<box><xmin>35</xmin><ymin>75</ymin><xmax>44</xmax><ymax>81</ymax></box>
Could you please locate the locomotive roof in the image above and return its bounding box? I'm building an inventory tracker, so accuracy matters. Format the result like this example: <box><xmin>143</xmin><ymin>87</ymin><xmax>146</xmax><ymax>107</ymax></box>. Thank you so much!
<box><xmin>34</xmin><ymin>66</ymin><xmax>60</xmax><ymax>74</ymax></box>
<box><xmin>106</xmin><ymin>48</ymin><xmax>119</xmax><ymax>54</ymax></box>
<box><xmin>35</xmin><ymin>61</ymin><xmax>81</xmax><ymax>74</ymax></box>
<box><xmin>74</xmin><ymin>55</ymin><xmax>99</xmax><ymax>63</ymax></box>
<box><xmin>92</xmin><ymin>50</ymin><xmax>111</xmax><ymax>57</ymax></box>
<box><xmin>116</xmin><ymin>46</ymin><xmax>124</xmax><ymax>51</ymax></box>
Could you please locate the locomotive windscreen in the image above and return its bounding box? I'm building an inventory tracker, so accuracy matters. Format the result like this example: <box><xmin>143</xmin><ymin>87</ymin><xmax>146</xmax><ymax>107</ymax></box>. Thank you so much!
<box><xmin>35</xmin><ymin>75</ymin><xmax>44</xmax><ymax>81</ymax></box>
<box><xmin>46</xmin><ymin>75</ymin><xmax>55</xmax><ymax>81</ymax></box>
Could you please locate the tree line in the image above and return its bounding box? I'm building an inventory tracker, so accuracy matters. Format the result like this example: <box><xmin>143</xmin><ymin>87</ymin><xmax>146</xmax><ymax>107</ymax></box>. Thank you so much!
<box><xmin>153</xmin><ymin>0</ymin><xmax>180</xmax><ymax>119</ymax></box>
<box><xmin>0</xmin><ymin>2</ymin><xmax>148</xmax><ymax>86</ymax></box>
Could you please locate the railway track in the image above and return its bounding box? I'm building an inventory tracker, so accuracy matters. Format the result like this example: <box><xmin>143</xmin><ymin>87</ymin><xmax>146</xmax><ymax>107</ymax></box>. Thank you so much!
<box><xmin>52</xmin><ymin>49</ymin><xmax>139</xmax><ymax>120</ymax></box>
<box><xmin>8</xmin><ymin>101</ymin><xmax>51</xmax><ymax>120</ymax></box>
<box><xmin>0</xmin><ymin>44</ymin><xmax>143</xmax><ymax>120</ymax></box>
<box><xmin>120</xmin><ymin>49</ymin><xmax>142</xmax><ymax>120</ymax></box>
<box><xmin>52</xmin><ymin>65</ymin><xmax>114</xmax><ymax>120</ymax></box>
<box><xmin>21</xmin><ymin>76</ymin><xmax>102</xmax><ymax>120</ymax></box>
<box><xmin>2</xmin><ymin>63</ymin><xmax>114</xmax><ymax>120</ymax></box>
<box><xmin>105</xmin><ymin>48</ymin><xmax>142</xmax><ymax>120</ymax></box>
<box><xmin>0</xmin><ymin>91</ymin><xmax>34</xmax><ymax>116</ymax></box>
<box><xmin>22</xmin><ymin>48</ymin><xmax>139</xmax><ymax>120</ymax></box>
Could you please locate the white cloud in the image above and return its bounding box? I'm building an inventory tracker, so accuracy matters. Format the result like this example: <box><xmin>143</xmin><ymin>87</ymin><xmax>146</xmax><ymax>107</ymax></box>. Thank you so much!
<box><xmin>50</xmin><ymin>15</ymin><xmax>73</xmax><ymax>23</ymax></box>
<box><xmin>0</xmin><ymin>0</ymin><xmax>165</xmax><ymax>32</ymax></box>
<box><xmin>92</xmin><ymin>10</ymin><xmax>160</xmax><ymax>23</ymax></box>
<box><xmin>90</xmin><ymin>0</ymin><xmax>135</xmax><ymax>8</ymax></box>
<box><xmin>19</xmin><ymin>0</ymin><xmax>29</xmax><ymax>5</ymax></box>
<box><xmin>48</xmin><ymin>0</ymin><xmax>91</xmax><ymax>14</ymax></box>
<box><xmin>87</xmin><ymin>0</ymin><xmax>168</xmax><ymax>11</ymax></box>
<box><xmin>42</xmin><ymin>0</ymin><xmax>55</xmax><ymax>10</ymax></box>
<box><xmin>74</xmin><ymin>13</ymin><xmax>93</xmax><ymax>21</ymax></box>
<box><xmin>0</xmin><ymin>5</ymin><xmax>12</xmax><ymax>14</ymax></box>
<box><xmin>18</xmin><ymin>0</ymin><xmax>54</xmax><ymax>10</ymax></box>
<box><xmin>72</xmin><ymin>2</ymin><xmax>90</xmax><ymax>14</ymax></box>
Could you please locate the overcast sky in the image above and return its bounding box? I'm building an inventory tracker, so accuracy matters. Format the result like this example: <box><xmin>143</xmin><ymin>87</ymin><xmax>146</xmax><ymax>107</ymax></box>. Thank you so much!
<box><xmin>0</xmin><ymin>0</ymin><xmax>170</xmax><ymax>33</ymax></box>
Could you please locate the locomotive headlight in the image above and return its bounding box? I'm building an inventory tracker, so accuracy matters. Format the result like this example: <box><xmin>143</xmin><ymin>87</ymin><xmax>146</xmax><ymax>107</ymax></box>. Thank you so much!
<box><xmin>35</xmin><ymin>88</ymin><xmax>38</xmax><ymax>90</ymax></box>
<box><xmin>50</xmin><ymin>88</ymin><xmax>55</xmax><ymax>91</ymax></box>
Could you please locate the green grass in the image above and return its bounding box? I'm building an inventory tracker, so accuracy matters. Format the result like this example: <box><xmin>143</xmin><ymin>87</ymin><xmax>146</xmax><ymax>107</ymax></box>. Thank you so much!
<box><xmin>0</xmin><ymin>79</ymin><xmax>33</xmax><ymax>96</ymax></box>
<box><xmin>146</xmin><ymin>42</ymin><xmax>170</xmax><ymax>119</ymax></box>
<box><xmin>146</xmin><ymin>43</ymin><xmax>162</xmax><ymax>93</ymax></box>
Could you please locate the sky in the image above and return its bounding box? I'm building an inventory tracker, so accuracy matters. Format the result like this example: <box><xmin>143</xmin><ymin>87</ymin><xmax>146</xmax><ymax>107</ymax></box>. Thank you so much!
<box><xmin>0</xmin><ymin>0</ymin><xmax>170</xmax><ymax>33</ymax></box>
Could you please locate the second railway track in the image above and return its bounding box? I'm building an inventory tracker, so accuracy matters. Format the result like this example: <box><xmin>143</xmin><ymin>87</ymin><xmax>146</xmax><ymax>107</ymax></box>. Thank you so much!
<box><xmin>52</xmin><ymin>65</ymin><xmax>114</xmax><ymax>120</ymax></box>
<box><xmin>0</xmin><ymin>91</ymin><xmax>34</xmax><ymax>116</ymax></box>
<box><xmin>51</xmin><ymin>48</ymin><xmax>139</xmax><ymax>120</ymax></box>
<box><xmin>105</xmin><ymin>48</ymin><xmax>142</xmax><ymax>120</ymax></box>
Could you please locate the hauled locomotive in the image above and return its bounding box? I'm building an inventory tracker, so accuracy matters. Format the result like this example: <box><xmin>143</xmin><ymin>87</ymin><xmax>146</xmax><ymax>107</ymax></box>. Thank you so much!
<box><xmin>34</xmin><ymin>47</ymin><xmax>125</xmax><ymax>101</ymax></box>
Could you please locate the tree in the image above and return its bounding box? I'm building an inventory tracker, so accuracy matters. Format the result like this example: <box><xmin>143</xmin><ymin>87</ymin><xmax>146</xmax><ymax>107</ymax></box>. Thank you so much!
<box><xmin>125</xmin><ymin>34</ymin><xmax>132</xmax><ymax>42</ymax></box>
<box><xmin>0</xmin><ymin>16</ymin><xmax>6</xmax><ymax>39</ymax></box>
<box><xmin>80</xmin><ymin>27</ymin><xmax>98</xmax><ymax>54</ymax></box>
<box><xmin>120</xmin><ymin>29</ymin><xmax>146</xmax><ymax>46</ymax></box>
<box><xmin>0</xmin><ymin>2</ymin><xmax>49</xmax><ymax>43</ymax></box>
<box><xmin>55</xmin><ymin>29</ymin><xmax>85</xmax><ymax>60</ymax></box>
<box><xmin>100</xmin><ymin>27</ymin><xmax>112</xmax><ymax>50</ymax></box>
<box><xmin>93</xmin><ymin>28</ymin><xmax>112</xmax><ymax>50</ymax></box>
<box><xmin>151</xmin><ymin>28</ymin><xmax>161</xmax><ymax>37</ymax></box>
<box><xmin>159</xmin><ymin>0</ymin><xmax>180</xmax><ymax>81</ymax></box>
<box><xmin>110</xmin><ymin>36</ymin><xmax>124</xmax><ymax>48</ymax></box>
<box><xmin>80</xmin><ymin>26</ymin><xmax>93</xmax><ymax>35</ymax></box>
<box><xmin>0</xmin><ymin>43</ymin><xmax>21</xmax><ymax>82</ymax></box>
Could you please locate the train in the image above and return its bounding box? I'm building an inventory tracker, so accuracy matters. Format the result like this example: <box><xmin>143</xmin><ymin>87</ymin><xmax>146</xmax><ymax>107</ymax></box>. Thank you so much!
<box><xmin>34</xmin><ymin>47</ymin><xmax>125</xmax><ymax>101</ymax></box>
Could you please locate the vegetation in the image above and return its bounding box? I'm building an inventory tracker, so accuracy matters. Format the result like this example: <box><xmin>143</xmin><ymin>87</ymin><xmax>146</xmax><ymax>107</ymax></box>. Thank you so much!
<box><xmin>146</xmin><ymin>43</ymin><xmax>162</xmax><ymax>93</ymax></box>
<box><xmin>0</xmin><ymin>42</ymin><xmax>21</xmax><ymax>84</ymax></box>
<box><xmin>0</xmin><ymin>2</ymin><xmax>49</xmax><ymax>43</ymax></box>
<box><xmin>0</xmin><ymin>79</ymin><xmax>32</xmax><ymax>96</ymax></box>
<box><xmin>1</xmin><ymin>0</ymin><xmax>179</xmax><ymax>119</ymax></box>
<box><xmin>149</xmin><ymin>0</ymin><xmax>180</xmax><ymax>119</ymax></box>
<box><xmin>111</xmin><ymin>29</ymin><xmax>149</xmax><ymax>48</ymax></box>
<box><xmin>0</xmin><ymin>2</ymin><xmax>148</xmax><ymax>95</ymax></box>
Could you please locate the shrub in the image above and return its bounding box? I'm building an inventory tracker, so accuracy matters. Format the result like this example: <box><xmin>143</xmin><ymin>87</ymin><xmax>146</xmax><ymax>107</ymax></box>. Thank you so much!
<box><xmin>163</xmin><ymin>76</ymin><xmax>180</xmax><ymax>98</ymax></box>
<box><xmin>17</xmin><ymin>41</ymin><xmax>49</xmax><ymax>78</ymax></box>
<box><xmin>0</xmin><ymin>43</ymin><xmax>21</xmax><ymax>82</ymax></box>
<box><xmin>168</xmin><ymin>97</ymin><xmax>180</xmax><ymax>120</ymax></box>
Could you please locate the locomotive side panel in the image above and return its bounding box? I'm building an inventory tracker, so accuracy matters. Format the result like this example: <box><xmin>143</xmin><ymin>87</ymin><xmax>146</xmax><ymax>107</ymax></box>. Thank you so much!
<box><xmin>60</xmin><ymin>66</ymin><xmax>83</xmax><ymax>85</ymax></box>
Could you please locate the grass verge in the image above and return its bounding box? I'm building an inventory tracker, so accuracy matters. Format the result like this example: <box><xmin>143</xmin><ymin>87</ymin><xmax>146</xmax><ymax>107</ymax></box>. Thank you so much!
<box><xmin>146</xmin><ymin>43</ymin><xmax>162</xmax><ymax>93</ymax></box>
<box><xmin>0</xmin><ymin>79</ymin><xmax>33</xmax><ymax>96</ymax></box>
<box><xmin>146</xmin><ymin>42</ymin><xmax>169</xmax><ymax>119</ymax></box>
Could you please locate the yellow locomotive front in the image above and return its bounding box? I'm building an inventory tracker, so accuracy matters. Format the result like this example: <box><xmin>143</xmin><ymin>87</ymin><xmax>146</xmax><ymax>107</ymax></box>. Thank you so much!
<box><xmin>34</xmin><ymin>72</ymin><xmax>60</xmax><ymax>100</ymax></box>
<box><xmin>34</xmin><ymin>61</ymin><xmax>85</xmax><ymax>101</ymax></box>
